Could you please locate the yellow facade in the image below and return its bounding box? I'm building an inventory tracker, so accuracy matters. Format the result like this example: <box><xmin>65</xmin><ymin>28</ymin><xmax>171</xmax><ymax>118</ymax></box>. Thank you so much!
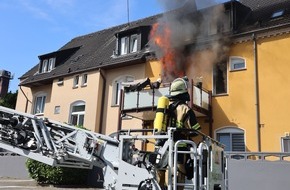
<box><xmin>143</xmin><ymin>32</ymin><xmax>290</xmax><ymax>152</ymax></box>
<box><xmin>15</xmin><ymin>29</ymin><xmax>290</xmax><ymax>153</ymax></box>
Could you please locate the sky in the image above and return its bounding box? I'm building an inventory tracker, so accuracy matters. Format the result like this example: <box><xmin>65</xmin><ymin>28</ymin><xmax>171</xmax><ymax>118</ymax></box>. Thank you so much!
<box><xmin>0</xmin><ymin>0</ymin><xmax>227</xmax><ymax>92</ymax></box>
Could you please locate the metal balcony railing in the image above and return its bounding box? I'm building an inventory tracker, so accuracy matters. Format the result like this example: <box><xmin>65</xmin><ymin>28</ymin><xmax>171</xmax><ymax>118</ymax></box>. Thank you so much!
<box><xmin>120</xmin><ymin>79</ymin><xmax>212</xmax><ymax>120</ymax></box>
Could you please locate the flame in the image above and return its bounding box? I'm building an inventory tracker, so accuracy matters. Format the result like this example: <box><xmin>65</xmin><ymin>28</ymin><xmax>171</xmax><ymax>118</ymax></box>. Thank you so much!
<box><xmin>150</xmin><ymin>22</ymin><xmax>185</xmax><ymax>81</ymax></box>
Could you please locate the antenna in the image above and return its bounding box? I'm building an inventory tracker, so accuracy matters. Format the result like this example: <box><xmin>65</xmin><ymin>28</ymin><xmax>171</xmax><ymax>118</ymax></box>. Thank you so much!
<box><xmin>127</xmin><ymin>0</ymin><xmax>130</xmax><ymax>25</ymax></box>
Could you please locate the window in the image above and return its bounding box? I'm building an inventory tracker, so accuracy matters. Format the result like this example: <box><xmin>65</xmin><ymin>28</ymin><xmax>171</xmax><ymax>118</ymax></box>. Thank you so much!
<box><xmin>48</xmin><ymin>58</ymin><xmax>55</xmax><ymax>72</ymax></box>
<box><xmin>57</xmin><ymin>78</ymin><xmax>64</xmax><ymax>86</ymax></box>
<box><xmin>70</xmin><ymin>101</ymin><xmax>85</xmax><ymax>126</ymax></box>
<box><xmin>216</xmin><ymin>127</ymin><xmax>245</xmax><ymax>152</ymax></box>
<box><xmin>281</xmin><ymin>137</ymin><xmax>290</xmax><ymax>152</ymax></box>
<box><xmin>39</xmin><ymin>58</ymin><xmax>55</xmax><ymax>73</ymax></box>
<box><xmin>213</xmin><ymin>60</ymin><xmax>227</xmax><ymax>95</ymax></box>
<box><xmin>120</xmin><ymin>34</ymin><xmax>138</xmax><ymax>55</ymax></box>
<box><xmin>82</xmin><ymin>74</ymin><xmax>88</xmax><ymax>86</ymax></box>
<box><xmin>229</xmin><ymin>57</ymin><xmax>246</xmax><ymax>71</ymax></box>
<box><xmin>271</xmin><ymin>10</ymin><xmax>284</xmax><ymax>19</ymax></box>
<box><xmin>73</xmin><ymin>75</ymin><xmax>79</xmax><ymax>88</ymax></box>
<box><xmin>120</xmin><ymin>37</ymin><xmax>129</xmax><ymax>55</ymax></box>
<box><xmin>54</xmin><ymin>106</ymin><xmax>60</xmax><ymax>114</ymax></box>
<box><xmin>130</xmin><ymin>35</ymin><xmax>138</xmax><ymax>53</ymax></box>
<box><xmin>33</xmin><ymin>94</ymin><xmax>46</xmax><ymax>114</ymax></box>
<box><xmin>41</xmin><ymin>60</ymin><xmax>48</xmax><ymax>73</ymax></box>
<box><xmin>112</xmin><ymin>75</ymin><xmax>134</xmax><ymax>106</ymax></box>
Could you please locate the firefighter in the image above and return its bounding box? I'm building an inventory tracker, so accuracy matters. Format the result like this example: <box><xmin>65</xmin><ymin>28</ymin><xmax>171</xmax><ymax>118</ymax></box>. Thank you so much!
<box><xmin>168</xmin><ymin>76</ymin><xmax>201</xmax><ymax>189</ymax></box>
<box><xmin>155</xmin><ymin>76</ymin><xmax>201</xmax><ymax>189</ymax></box>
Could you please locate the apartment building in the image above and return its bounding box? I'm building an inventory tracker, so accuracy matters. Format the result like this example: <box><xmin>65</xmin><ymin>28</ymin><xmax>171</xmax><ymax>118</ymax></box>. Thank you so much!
<box><xmin>16</xmin><ymin>0</ymin><xmax>290</xmax><ymax>153</ymax></box>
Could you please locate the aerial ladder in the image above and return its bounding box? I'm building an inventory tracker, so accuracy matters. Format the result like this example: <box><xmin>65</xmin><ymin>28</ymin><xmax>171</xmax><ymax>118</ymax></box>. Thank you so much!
<box><xmin>0</xmin><ymin>104</ymin><xmax>226</xmax><ymax>190</ymax></box>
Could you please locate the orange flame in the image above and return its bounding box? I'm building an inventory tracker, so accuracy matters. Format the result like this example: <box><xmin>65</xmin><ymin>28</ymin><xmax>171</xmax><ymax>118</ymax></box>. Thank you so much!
<box><xmin>150</xmin><ymin>22</ymin><xmax>185</xmax><ymax>81</ymax></box>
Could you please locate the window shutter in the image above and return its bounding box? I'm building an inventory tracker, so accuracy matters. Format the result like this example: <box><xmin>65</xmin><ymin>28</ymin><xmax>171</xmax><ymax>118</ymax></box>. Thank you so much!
<box><xmin>232</xmin><ymin>133</ymin><xmax>245</xmax><ymax>151</ymax></box>
<box><xmin>282</xmin><ymin>138</ymin><xmax>290</xmax><ymax>152</ymax></box>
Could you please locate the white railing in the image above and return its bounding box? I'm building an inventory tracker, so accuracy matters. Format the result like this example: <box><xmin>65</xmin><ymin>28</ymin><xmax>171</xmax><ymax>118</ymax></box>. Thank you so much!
<box><xmin>192</xmin><ymin>86</ymin><xmax>210</xmax><ymax>111</ymax></box>
<box><xmin>123</xmin><ymin>85</ymin><xmax>211</xmax><ymax>112</ymax></box>
<box><xmin>123</xmin><ymin>86</ymin><xmax>170</xmax><ymax>110</ymax></box>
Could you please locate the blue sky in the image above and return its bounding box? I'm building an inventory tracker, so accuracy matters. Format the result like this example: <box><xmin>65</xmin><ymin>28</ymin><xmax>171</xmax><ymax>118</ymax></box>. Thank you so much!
<box><xmin>0</xmin><ymin>0</ymin><xmax>227</xmax><ymax>92</ymax></box>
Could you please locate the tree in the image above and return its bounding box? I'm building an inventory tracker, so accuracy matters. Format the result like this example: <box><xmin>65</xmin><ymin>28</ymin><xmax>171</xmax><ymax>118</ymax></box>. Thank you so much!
<box><xmin>0</xmin><ymin>90</ymin><xmax>18</xmax><ymax>109</ymax></box>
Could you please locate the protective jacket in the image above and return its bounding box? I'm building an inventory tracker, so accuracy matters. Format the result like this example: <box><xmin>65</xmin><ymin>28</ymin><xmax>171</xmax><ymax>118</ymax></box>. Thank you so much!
<box><xmin>168</xmin><ymin>100</ymin><xmax>201</xmax><ymax>144</ymax></box>
<box><xmin>168</xmin><ymin>100</ymin><xmax>200</xmax><ymax>130</ymax></box>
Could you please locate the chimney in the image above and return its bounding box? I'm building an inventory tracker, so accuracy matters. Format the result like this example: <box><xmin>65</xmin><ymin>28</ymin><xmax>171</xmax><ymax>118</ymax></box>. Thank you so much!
<box><xmin>0</xmin><ymin>70</ymin><xmax>13</xmax><ymax>98</ymax></box>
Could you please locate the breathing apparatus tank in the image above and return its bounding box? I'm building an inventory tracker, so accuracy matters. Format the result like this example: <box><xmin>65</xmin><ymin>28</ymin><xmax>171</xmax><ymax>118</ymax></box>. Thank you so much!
<box><xmin>154</xmin><ymin>96</ymin><xmax>170</xmax><ymax>133</ymax></box>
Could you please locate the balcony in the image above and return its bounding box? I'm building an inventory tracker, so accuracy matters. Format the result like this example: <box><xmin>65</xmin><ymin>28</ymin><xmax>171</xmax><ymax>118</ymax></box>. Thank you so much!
<box><xmin>120</xmin><ymin>79</ymin><xmax>212</xmax><ymax>121</ymax></box>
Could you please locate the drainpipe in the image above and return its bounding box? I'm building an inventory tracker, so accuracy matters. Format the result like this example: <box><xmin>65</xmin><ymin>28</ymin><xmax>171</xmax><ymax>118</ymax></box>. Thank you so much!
<box><xmin>253</xmin><ymin>34</ymin><xmax>261</xmax><ymax>152</ymax></box>
<box><xmin>99</xmin><ymin>69</ymin><xmax>106</xmax><ymax>134</ymax></box>
<box><xmin>19</xmin><ymin>86</ymin><xmax>32</xmax><ymax>113</ymax></box>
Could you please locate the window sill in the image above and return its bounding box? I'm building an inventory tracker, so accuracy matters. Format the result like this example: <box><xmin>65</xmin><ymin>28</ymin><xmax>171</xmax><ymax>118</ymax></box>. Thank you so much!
<box><xmin>57</xmin><ymin>81</ymin><xmax>64</xmax><ymax>86</ymax></box>
<box><xmin>122</xmin><ymin>116</ymin><xmax>132</xmax><ymax>120</ymax></box>
<box><xmin>230</xmin><ymin>68</ymin><xmax>247</xmax><ymax>72</ymax></box>
<box><xmin>113</xmin><ymin>51</ymin><xmax>139</xmax><ymax>58</ymax></box>
<box><xmin>81</xmin><ymin>84</ymin><xmax>87</xmax><ymax>88</ymax></box>
<box><xmin>72</xmin><ymin>86</ymin><xmax>78</xmax><ymax>89</ymax></box>
<box><xmin>212</xmin><ymin>93</ymin><xmax>229</xmax><ymax>97</ymax></box>
<box><xmin>34</xmin><ymin>113</ymin><xmax>44</xmax><ymax>117</ymax></box>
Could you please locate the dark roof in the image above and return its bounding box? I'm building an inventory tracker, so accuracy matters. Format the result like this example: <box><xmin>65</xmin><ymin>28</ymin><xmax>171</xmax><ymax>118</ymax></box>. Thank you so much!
<box><xmin>20</xmin><ymin>14</ymin><xmax>160</xmax><ymax>87</ymax></box>
<box><xmin>238</xmin><ymin>0</ymin><xmax>290</xmax><ymax>32</ymax></box>
<box><xmin>240</xmin><ymin>0</ymin><xmax>290</xmax><ymax>11</ymax></box>
<box><xmin>19</xmin><ymin>0</ymin><xmax>290</xmax><ymax>87</ymax></box>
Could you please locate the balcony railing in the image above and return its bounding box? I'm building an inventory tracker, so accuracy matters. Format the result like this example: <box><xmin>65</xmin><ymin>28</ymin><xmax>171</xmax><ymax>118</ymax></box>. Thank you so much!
<box><xmin>121</xmin><ymin>79</ymin><xmax>212</xmax><ymax>120</ymax></box>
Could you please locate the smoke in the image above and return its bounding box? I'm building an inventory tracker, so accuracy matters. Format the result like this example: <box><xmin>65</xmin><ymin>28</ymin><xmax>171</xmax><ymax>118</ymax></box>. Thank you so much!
<box><xmin>150</xmin><ymin>0</ymin><xmax>230</xmax><ymax>82</ymax></box>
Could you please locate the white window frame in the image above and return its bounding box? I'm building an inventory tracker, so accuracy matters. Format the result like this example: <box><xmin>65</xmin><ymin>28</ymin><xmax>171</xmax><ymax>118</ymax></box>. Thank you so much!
<box><xmin>33</xmin><ymin>93</ymin><xmax>47</xmax><ymax>115</ymax></box>
<box><xmin>48</xmin><ymin>58</ymin><xmax>55</xmax><ymax>72</ymax></box>
<box><xmin>130</xmin><ymin>35</ymin><xmax>138</xmax><ymax>53</ymax></box>
<box><xmin>69</xmin><ymin>101</ymin><xmax>85</xmax><ymax>127</ymax></box>
<box><xmin>120</xmin><ymin>36</ymin><xmax>129</xmax><ymax>55</ymax></box>
<box><xmin>229</xmin><ymin>56</ymin><xmax>246</xmax><ymax>71</ymax></box>
<box><xmin>120</xmin><ymin>35</ymin><xmax>138</xmax><ymax>55</ymax></box>
<box><xmin>41</xmin><ymin>59</ymin><xmax>48</xmax><ymax>73</ymax></box>
<box><xmin>112</xmin><ymin>75</ymin><xmax>134</xmax><ymax>106</ymax></box>
<box><xmin>73</xmin><ymin>75</ymin><xmax>79</xmax><ymax>88</ymax></box>
<box><xmin>54</xmin><ymin>106</ymin><xmax>60</xmax><ymax>114</ymax></box>
<box><xmin>82</xmin><ymin>74</ymin><xmax>88</xmax><ymax>86</ymax></box>
<box><xmin>216</xmin><ymin>127</ymin><xmax>245</xmax><ymax>152</ymax></box>
<box><xmin>281</xmin><ymin>136</ymin><xmax>290</xmax><ymax>152</ymax></box>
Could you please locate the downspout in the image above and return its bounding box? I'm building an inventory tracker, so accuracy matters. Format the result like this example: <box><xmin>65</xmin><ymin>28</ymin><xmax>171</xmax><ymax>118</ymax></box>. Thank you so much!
<box><xmin>99</xmin><ymin>69</ymin><xmax>106</xmax><ymax>134</ymax></box>
<box><xmin>253</xmin><ymin>34</ymin><xmax>261</xmax><ymax>152</ymax></box>
<box><xmin>19</xmin><ymin>86</ymin><xmax>32</xmax><ymax>113</ymax></box>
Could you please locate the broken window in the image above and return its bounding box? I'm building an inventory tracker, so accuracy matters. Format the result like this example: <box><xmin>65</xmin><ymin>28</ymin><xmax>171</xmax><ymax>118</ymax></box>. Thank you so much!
<box><xmin>213</xmin><ymin>60</ymin><xmax>227</xmax><ymax>95</ymax></box>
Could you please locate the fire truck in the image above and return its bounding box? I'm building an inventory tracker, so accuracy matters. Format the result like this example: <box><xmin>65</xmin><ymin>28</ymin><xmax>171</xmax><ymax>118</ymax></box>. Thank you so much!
<box><xmin>0</xmin><ymin>79</ymin><xmax>226</xmax><ymax>190</ymax></box>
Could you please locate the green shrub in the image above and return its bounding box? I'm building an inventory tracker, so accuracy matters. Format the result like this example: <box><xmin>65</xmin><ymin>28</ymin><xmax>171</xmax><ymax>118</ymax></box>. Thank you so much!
<box><xmin>26</xmin><ymin>158</ymin><xmax>89</xmax><ymax>185</ymax></box>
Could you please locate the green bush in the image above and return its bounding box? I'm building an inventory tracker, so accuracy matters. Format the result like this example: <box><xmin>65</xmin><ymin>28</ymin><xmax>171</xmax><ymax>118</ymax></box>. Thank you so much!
<box><xmin>26</xmin><ymin>158</ymin><xmax>89</xmax><ymax>185</ymax></box>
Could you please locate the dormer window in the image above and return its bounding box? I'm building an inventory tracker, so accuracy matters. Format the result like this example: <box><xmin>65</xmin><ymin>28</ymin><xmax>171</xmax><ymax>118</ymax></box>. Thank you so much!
<box><xmin>39</xmin><ymin>58</ymin><xmax>55</xmax><ymax>73</ymax></box>
<box><xmin>271</xmin><ymin>10</ymin><xmax>284</xmax><ymax>19</ymax></box>
<box><xmin>120</xmin><ymin>34</ymin><xmax>138</xmax><ymax>55</ymax></box>
<box><xmin>41</xmin><ymin>60</ymin><xmax>48</xmax><ymax>73</ymax></box>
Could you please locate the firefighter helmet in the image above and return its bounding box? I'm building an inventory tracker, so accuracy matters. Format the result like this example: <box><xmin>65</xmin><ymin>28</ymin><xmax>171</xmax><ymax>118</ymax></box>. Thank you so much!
<box><xmin>169</xmin><ymin>77</ymin><xmax>189</xmax><ymax>96</ymax></box>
